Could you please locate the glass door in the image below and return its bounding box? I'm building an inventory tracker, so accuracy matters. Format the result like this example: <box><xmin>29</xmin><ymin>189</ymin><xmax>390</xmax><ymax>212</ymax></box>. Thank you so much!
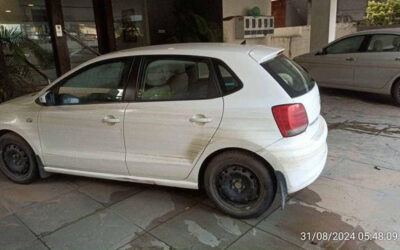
<box><xmin>112</xmin><ymin>0</ymin><xmax>149</xmax><ymax>50</ymax></box>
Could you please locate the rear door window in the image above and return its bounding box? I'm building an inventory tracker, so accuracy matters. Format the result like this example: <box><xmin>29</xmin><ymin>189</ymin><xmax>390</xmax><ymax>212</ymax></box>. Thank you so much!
<box><xmin>261</xmin><ymin>55</ymin><xmax>315</xmax><ymax>98</ymax></box>
<box><xmin>213</xmin><ymin>61</ymin><xmax>243</xmax><ymax>96</ymax></box>
<box><xmin>367</xmin><ymin>34</ymin><xmax>400</xmax><ymax>52</ymax></box>
<box><xmin>138</xmin><ymin>56</ymin><xmax>220</xmax><ymax>101</ymax></box>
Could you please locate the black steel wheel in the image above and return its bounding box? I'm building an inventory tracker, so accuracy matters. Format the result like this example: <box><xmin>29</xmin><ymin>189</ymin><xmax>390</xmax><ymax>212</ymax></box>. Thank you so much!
<box><xmin>204</xmin><ymin>150</ymin><xmax>276</xmax><ymax>218</ymax></box>
<box><xmin>216</xmin><ymin>165</ymin><xmax>260</xmax><ymax>207</ymax></box>
<box><xmin>0</xmin><ymin>133</ymin><xmax>38</xmax><ymax>184</ymax></box>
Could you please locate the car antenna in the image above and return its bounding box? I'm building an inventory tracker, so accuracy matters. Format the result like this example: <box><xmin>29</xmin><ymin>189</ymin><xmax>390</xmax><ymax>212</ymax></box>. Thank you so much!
<box><xmin>241</xmin><ymin>40</ymin><xmax>246</xmax><ymax>45</ymax></box>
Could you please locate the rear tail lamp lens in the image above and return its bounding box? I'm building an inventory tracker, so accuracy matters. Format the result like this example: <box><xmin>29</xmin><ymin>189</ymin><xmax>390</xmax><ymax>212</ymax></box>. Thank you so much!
<box><xmin>272</xmin><ymin>103</ymin><xmax>308</xmax><ymax>137</ymax></box>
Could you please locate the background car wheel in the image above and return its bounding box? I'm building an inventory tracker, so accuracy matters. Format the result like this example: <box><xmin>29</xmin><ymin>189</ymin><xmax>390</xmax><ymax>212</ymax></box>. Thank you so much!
<box><xmin>204</xmin><ymin>150</ymin><xmax>276</xmax><ymax>218</ymax></box>
<box><xmin>392</xmin><ymin>81</ymin><xmax>400</xmax><ymax>106</ymax></box>
<box><xmin>0</xmin><ymin>133</ymin><xmax>38</xmax><ymax>184</ymax></box>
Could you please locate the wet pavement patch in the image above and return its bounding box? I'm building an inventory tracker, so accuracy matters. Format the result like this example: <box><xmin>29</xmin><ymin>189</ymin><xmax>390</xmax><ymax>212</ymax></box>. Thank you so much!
<box><xmin>150</xmin><ymin>205</ymin><xmax>251</xmax><ymax>249</ymax></box>
<box><xmin>256</xmin><ymin>199</ymin><xmax>384</xmax><ymax>250</ymax></box>
<box><xmin>328</xmin><ymin>120</ymin><xmax>400</xmax><ymax>138</ymax></box>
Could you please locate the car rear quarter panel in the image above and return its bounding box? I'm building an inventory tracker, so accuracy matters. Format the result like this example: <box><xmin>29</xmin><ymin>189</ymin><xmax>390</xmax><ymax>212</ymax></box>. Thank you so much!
<box><xmin>186</xmin><ymin>54</ymin><xmax>292</xmax><ymax>183</ymax></box>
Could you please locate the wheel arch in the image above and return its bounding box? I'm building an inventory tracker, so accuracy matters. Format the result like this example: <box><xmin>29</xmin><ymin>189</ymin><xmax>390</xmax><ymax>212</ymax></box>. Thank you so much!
<box><xmin>197</xmin><ymin>147</ymin><xmax>278</xmax><ymax>191</ymax></box>
<box><xmin>391</xmin><ymin>76</ymin><xmax>400</xmax><ymax>97</ymax></box>
<box><xmin>0</xmin><ymin>129</ymin><xmax>49</xmax><ymax>178</ymax></box>
<box><xmin>0</xmin><ymin>129</ymin><xmax>38</xmax><ymax>152</ymax></box>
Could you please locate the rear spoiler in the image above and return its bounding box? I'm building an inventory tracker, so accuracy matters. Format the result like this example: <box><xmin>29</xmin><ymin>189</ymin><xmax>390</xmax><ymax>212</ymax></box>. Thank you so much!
<box><xmin>249</xmin><ymin>46</ymin><xmax>284</xmax><ymax>63</ymax></box>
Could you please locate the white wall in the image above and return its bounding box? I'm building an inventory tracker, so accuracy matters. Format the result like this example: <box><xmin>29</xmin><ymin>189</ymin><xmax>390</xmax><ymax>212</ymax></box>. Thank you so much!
<box><xmin>223</xmin><ymin>0</ymin><xmax>271</xmax><ymax>44</ymax></box>
<box><xmin>267</xmin><ymin>22</ymin><xmax>357</xmax><ymax>58</ymax></box>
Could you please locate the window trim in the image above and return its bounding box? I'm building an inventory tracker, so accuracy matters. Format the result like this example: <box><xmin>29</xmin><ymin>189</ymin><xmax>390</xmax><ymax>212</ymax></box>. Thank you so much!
<box><xmin>212</xmin><ymin>59</ymin><xmax>244</xmax><ymax>96</ymax></box>
<box><xmin>134</xmin><ymin>55</ymin><xmax>222</xmax><ymax>103</ymax></box>
<box><xmin>48</xmin><ymin>57</ymin><xmax>135</xmax><ymax>106</ymax></box>
<box><xmin>323</xmin><ymin>35</ymin><xmax>368</xmax><ymax>55</ymax></box>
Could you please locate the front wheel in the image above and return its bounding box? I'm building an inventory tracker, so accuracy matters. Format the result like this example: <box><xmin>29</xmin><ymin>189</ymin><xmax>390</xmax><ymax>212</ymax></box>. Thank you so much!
<box><xmin>204</xmin><ymin>151</ymin><xmax>276</xmax><ymax>218</ymax></box>
<box><xmin>0</xmin><ymin>133</ymin><xmax>38</xmax><ymax>184</ymax></box>
<box><xmin>393</xmin><ymin>81</ymin><xmax>400</xmax><ymax>106</ymax></box>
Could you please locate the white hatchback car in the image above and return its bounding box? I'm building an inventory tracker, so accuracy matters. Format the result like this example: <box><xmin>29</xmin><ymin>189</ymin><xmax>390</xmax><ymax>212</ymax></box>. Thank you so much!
<box><xmin>0</xmin><ymin>44</ymin><xmax>327</xmax><ymax>218</ymax></box>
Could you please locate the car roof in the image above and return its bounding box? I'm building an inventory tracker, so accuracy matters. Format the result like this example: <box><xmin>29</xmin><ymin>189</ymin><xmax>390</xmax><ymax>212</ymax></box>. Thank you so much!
<box><xmin>350</xmin><ymin>28</ymin><xmax>400</xmax><ymax>36</ymax></box>
<box><xmin>95</xmin><ymin>43</ymin><xmax>283</xmax><ymax>63</ymax></box>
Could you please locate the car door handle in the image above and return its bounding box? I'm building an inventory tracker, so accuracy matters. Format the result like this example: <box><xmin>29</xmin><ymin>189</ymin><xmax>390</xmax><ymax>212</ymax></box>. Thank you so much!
<box><xmin>103</xmin><ymin>115</ymin><xmax>120</xmax><ymax>124</ymax></box>
<box><xmin>395</xmin><ymin>57</ymin><xmax>400</xmax><ymax>61</ymax></box>
<box><xmin>345</xmin><ymin>57</ymin><xmax>355</xmax><ymax>62</ymax></box>
<box><xmin>189</xmin><ymin>115</ymin><xmax>212</xmax><ymax>124</ymax></box>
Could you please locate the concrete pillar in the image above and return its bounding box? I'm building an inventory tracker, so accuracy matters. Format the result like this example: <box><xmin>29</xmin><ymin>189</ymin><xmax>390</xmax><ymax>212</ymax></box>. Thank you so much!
<box><xmin>307</xmin><ymin>0</ymin><xmax>312</xmax><ymax>25</ymax></box>
<box><xmin>310</xmin><ymin>0</ymin><xmax>337</xmax><ymax>51</ymax></box>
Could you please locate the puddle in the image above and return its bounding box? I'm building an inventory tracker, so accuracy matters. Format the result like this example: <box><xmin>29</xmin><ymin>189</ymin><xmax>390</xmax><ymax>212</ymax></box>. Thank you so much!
<box><xmin>185</xmin><ymin>220</ymin><xmax>221</xmax><ymax>248</ymax></box>
<box><xmin>283</xmin><ymin>189</ymin><xmax>386</xmax><ymax>249</ymax></box>
<box><xmin>328</xmin><ymin>121</ymin><xmax>400</xmax><ymax>138</ymax></box>
<box><xmin>214</xmin><ymin>214</ymin><xmax>242</xmax><ymax>236</ymax></box>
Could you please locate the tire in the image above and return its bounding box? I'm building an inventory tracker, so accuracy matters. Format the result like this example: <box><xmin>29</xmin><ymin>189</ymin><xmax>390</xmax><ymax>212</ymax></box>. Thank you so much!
<box><xmin>0</xmin><ymin>133</ymin><xmax>38</xmax><ymax>184</ymax></box>
<box><xmin>204</xmin><ymin>151</ymin><xmax>276</xmax><ymax>218</ymax></box>
<box><xmin>392</xmin><ymin>81</ymin><xmax>400</xmax><ymax>106</ymax></box>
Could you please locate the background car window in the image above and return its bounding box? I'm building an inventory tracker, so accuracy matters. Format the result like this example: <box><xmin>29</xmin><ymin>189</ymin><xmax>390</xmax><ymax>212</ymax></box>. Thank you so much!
<box><xmin>140</xmin><ymin>58</ymin><xmax>219</xmax><ymax>101</ymax></box>
<box><xmin>58</xmin><ymin>60</ymin><xmax>130</xmax><ymax>105</ymax></box>
<box><xmin>325</xmin><ymin>36</ymin><xmax>365</xmax><ymax>54</ymax></box>
<box><xmin>367</xmin><ymin>34</ymin><xmax>400</xmax><ymax>52</ymax></box>
<box><xmin>215</xmin><ymin>63</ymin><xmax>242</xmax><ymax>95</ymax></box>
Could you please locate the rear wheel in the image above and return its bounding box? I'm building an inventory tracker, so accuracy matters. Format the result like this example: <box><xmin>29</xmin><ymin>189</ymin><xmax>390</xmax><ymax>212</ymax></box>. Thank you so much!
<box><xmin>204</xmin><ymin>151</ymin><xmax>276</xmax><ymax>218</ymax></box>
<box><xmin>0</xmin><ymin>133</ymin><xmax>38</xmax><ymax>184</ymax></box>
<box><xmin>392</xmin><ymin>81</ymin><xmax>400</xmax><ymax>106</ymax></box>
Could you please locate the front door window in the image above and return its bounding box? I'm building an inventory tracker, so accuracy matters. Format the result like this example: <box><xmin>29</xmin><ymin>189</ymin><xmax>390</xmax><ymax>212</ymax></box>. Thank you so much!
<box><xmin>325</xmin><ymin>36</ymin><xmax>366</xmax><ymax>54</ymax></box>
<box><xmin>55</xmin><ymin>58</ymin><xmax>132</xmax><ymax>105</ymax></box>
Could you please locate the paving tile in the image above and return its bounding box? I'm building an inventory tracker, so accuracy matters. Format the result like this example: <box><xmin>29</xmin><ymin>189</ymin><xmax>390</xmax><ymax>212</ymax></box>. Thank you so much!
<box><xmin>0</xmin><ymin>177</ymin><xmax>76</xmax><ymax>213</ymax></box>
<box><xmin>257</xmin><ymin>199</ymin><xmax>358</xmax><ymax>249</ymax></box>
<box><xmin>16</xmin><ymin>240</ymin><xmax>48</xmax><ymax>250</ymax></box>
<box><xmin>228</xmin><ymin>228</ymin><xmax>302</xmax><ymax>250</ymax></box>
<box><xmin>321</xmin><ymin>155</ymin><xmax>344</xmax><ymax>177</ymax></box>
<box><xmin>0</xmin><ymin>171</ymin><xmax>10</xmax><ymax>189</ymax></box>
<box><xmin>326</xmin><ymin>130</ymin><xmax>372</xmax><ymax>163</ymax></box>
<box><xmin>78</xmin><ymin>179</ymin><xmax>143</xmax><ymax>206</ymax></box>
<box><xmin>324</xmin><ymin>159</ymin><xmax>400</xmax><ymax>196</ymax></box>
<box><xmin>0</xmin><ymin>201</ymin><xmax>11</xmax><ymax>219</ymax></box>
<box><xmin>16</xmin><ymin>191</ymin><xmax>103</xmax><ymax>236</ymax></box>
<box><xmin>0</xmin><ymin>215</ymin><xmax>37</xmax><ymax>250</ymax></box>
<box><xmin>151</xmin><ymin>205</ymin><xmax>251</xmax><ymax>249</ymax></box>
<box><xmin>367</xmin><ymin>194</ymin><xmax>400</xmax><ymax>232</ymax></box>
<box><xmin>119</xmin><ymin>233</ymin><xmax>171</xmax><ymax>250</ymax></box>
<box><xmin>43</xmin><ymin>209</ymin><xmax>143</xmax><ymax>250</ymax></box>
<box><xmin>110</xmin><ymin>189</ymin><xmax>197</xmax><ymax>230</ymax></box>
<box><xmin>295</xmin><ymin>177</ymin><xmax>385</xmax><ymax>222</ymax></box>
<box><xmin>354</xmin><ymin>135</ymin><xmax>400</xmax><ymax>171</ymax></box>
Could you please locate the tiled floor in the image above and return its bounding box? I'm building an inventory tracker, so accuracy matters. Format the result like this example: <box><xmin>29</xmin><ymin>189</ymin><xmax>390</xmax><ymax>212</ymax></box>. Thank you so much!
<box><xmin>0</xmin><ymin>88</ymin><xmax>399</xmax><ymax>250</ymax></box>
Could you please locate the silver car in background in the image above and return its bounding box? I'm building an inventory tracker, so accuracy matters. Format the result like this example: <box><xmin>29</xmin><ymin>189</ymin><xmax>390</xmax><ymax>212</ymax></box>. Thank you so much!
<box><xmin>294</xmin><ymin>29</ymin><xmax>400</xmax><ymax>105</ymax></box>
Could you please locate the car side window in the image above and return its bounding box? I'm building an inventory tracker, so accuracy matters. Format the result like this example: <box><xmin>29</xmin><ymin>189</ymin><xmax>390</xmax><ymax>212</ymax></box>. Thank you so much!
<box><xmin>214</xmin><ymin>62</ymin><xmax>242</xmax><ymax>95</ymax></box>
<box><xmin>56</xmin><ymin>59</ymin><xmax>132</xmax><ymax>105</ymax></box>
<box><xmin>367</xmin><ymin>34</ymin><xmax>400</xmax><ymax>52</ymax></box>
<box><xmin>138</xmin><ymin>57</ymin><xmax>219</xmax><ymax>101</ymax></box>
<box><xmin>325</xmin><ymin>36</ymin><xmax>365</xmax><ymax>54</ymax></box>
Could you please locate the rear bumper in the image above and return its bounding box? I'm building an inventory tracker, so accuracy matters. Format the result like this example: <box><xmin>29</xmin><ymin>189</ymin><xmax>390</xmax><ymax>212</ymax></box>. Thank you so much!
<box><xmin>259</xmin><ymin>115</ymin><xmax>328</xmax><ymax>193</ymax></box>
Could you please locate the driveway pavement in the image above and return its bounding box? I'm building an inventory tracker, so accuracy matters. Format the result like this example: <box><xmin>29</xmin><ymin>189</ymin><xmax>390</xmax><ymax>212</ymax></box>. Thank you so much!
<box><xmin>0</xmin><ymin>88</ymin><xmax>399</xmax><ymax>250</ymax></box>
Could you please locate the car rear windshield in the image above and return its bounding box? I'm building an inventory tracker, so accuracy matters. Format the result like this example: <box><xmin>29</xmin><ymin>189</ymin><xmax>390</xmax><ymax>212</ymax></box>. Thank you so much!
<box><xmin>261</xmin><ymin>55</ymin><xmax>315</xmax><ymax>98</ymax></box>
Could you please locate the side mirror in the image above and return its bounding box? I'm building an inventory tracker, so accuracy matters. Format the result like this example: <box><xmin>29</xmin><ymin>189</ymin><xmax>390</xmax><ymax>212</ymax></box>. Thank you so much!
<box><xmin>37</xmin><ymin>91</ymin><xmax>56</xmax><ymax>106</ymax></box>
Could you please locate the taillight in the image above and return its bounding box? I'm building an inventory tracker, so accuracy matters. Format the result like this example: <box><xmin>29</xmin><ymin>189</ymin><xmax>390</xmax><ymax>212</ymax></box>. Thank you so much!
<box><xmin>272</xmin><ymin>103</ymin><xmax>308</xmax><ymax>137</ymax></box>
